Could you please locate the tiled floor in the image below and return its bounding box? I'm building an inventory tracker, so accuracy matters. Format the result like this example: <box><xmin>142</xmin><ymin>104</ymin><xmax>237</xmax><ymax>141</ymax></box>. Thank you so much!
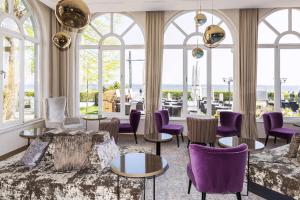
<box><xmin>118</xmin><ymin>134</ymin><xmax>285</xmax><ymax>200</ymax></box>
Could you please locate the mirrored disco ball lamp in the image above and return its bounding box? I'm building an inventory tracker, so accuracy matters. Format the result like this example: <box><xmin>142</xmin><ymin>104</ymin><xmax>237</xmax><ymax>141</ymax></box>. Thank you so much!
<box><xmin>195</xmin><ymin>11</ymin><xmax>207</xmax><ymax>26</ymax></box>
<box><xmin>192</xmin><ymin>47</ymin><xmax>204</xmax><ymax>59</ymax></box>
<box><xmin>52</xmin><ymin>32</ymin><xmax>71</xmax><ymax>49</ymax></box>
<box><xmin>203</xmin><ymin>25</ymin><xmax>225</xmax><ymax>48</ymax></box>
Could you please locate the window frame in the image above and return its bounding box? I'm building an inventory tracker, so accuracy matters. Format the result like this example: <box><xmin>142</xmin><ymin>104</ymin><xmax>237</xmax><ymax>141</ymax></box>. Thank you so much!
<box><xmin>0</xmin><ymin>0</ymin><xmax>40</xmax><ymax>129</ymax></box>
<box><xmin>163</xmin><ymin>10</ymin><xmax>237</xmax><ymax>118</ymax></box>
<box><xmin>76</xmin><ymin>12</ymin><xmax>145</xmax><ymax>117</ymax></box>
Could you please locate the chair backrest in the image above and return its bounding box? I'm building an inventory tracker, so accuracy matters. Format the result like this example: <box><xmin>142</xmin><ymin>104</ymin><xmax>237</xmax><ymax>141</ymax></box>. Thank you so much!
<box><xmin>160</xmin><ymin>109</ymin><xmax>169</xmax><ymax>125</ymax></box>
<box><xmin>263</xmin><ymin>112</ymin><xmax>283</xmax><ymax>134</ymax></box>
<box><xmin>189</xmin><ymin>144</ymin><xmax>248</xmax><ymax>193</ymax></box>
<box><xmin>187</xmin><ymin>117</ymin><xmax>218</xmax><ymax>144</ymax></box>
<box><xmin>130</xmin><ymin>110</ymin><xmax>141</xmax><ymax>133</ymax></box>
<box><xmin>262</xmin><ymin>113</ymin><xmax>271</xmax><ymax>135</ymax></box>
<box><xmin>220</xmin><ymin>111</ymin><xmax>242</xmax><ymax>133</ymax></box>
<box><xmin>154</xmin><ymin>111</ymin><xmax>163</xmax><ymax>132</ymax></box>
<box><xmin>45</xmin><ymin>97</ymin><xmax>67</xmax><ymax>122</ymax></box>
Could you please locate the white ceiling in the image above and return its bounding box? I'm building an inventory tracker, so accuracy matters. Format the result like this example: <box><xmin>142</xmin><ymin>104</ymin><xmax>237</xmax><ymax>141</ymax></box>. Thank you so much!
<box><xmin>39</xmin><ymin>0</ymin><xmax>300</xmax><ymax>13</ymax></box>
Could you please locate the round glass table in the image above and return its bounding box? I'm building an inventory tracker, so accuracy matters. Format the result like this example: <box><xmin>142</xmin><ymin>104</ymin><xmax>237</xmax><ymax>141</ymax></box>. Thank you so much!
<box><xmin>82</xmin><ymin>115</ymin><xmax>107</xmax><ymax>130</ymax></box>
<box><xmin>144</xmin><ymin>133</ymin><xmax>173</xmax><ymax>155</ymax></box>
<box><xmin>111</xmin><ymin>153</ymin><xmax>168</xmax><ymax>200</ymax></box>
<box><xmin>19</xmin><ymin>128</ymin><xmax>43</xmax><ymax>146</ymax></box>
<box><xmin>218</xmin><ymin>136</ymin><xmax>265</xmax><ymax>196</ymax></box>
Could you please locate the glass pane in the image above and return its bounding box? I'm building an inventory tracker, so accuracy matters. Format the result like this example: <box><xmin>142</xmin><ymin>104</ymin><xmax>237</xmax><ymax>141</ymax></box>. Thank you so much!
<box><xmin>125</xmin><ymin>49</ymin><xmax>145</xmax><ymax>115</ymax></box>
<box><xmin>23</xmin><ymin>17</ymin><xmax>35</xmax><ymax>38</ymax></box>
<box><xmin>1</xmin><ymin>18</ymin><xmax>19</xmax><ymax>32</ymax></box>
<box><xmin>3</xmin><ymin>37</ymin><xmax>20</xmax><ymax>122</ymax></box>
<box><xmin>279</xmin><ymin>34</ymin><xmax>300</xmax><ymax>44</ymax></box>
<box><xmin>292</xmin><ymin>9</ymin><xmax>300</xmax><ymax>33</ymax></box>
<box><xmin>102</xmin><ymin>36</ymin><xmax>121</xmax><ymax>45</ymax></box>
<box><xmin>187</xmin><ymin>49</ymin><xmax>207</xmax><ymax>115</ymax></box>
<box><xmin>219</xmin><ymin>22</ymin><xmax>233</xmax><ymax>44</ymax></box>
<box><xmin>162</xmin><ymin>49</ymin><xmax>183</xmax><ymax>117</ymax></box>
<box><xmin>280</xmin><ymin>49</ymin><xmax>300</xmax><ymax>117</ymax></box>
<box><xmin>123</xmin><ymin>24</ymin><xmax>144</xmax><ymax>45</ymax></box>
<box><xmin>14</xmin><ymin>0</ymin><xmax>28</xmax><ymax>19</ymax></box>
<box><xmin>258</xmin><ymin>21</ymin><xmax>278</xmax><ymax>44</ymax></box>
<box><xmin>102</xmin><ymin>50</ymin><xmax>120</xmax><ymax>113</ymax></box>
<box><xmin>92</xmin><ymin>14</ymin><xmax>111</xmax><ymax>35</ymax></box>
<box><xmin>256</xmin><ymin>48</ymin><xmax>274</xmax><ymax>118</ymax></box>
<box><xmin>0</xmin><ymin>0</ymin><xmax>8</xmax><ymax>13</ymax></box>
<box><xmin>80</xmin><ymin>25</ymin><xmax>101</xmax><ymax>45</ymax></box>
<box><xmin>211</xmin><ymin>49</ymin><xmax>233</xmax><ymax>116</ymax></box>
<box><xmin>79</xmin><ymin>49</ymin><xmax>99</xmax><ymax>115</ymax></box>
<box><xmin>113</xmin><ymin>13</ymin><xmax>133</xmax><ymax>35</ymax></box>
<box><xmin>164</xmin><ymin>23</ymin><xmax>185</xmax><ymax>45</ymax></box>
<box><xmin>265</xmin><ymin>9</ymin><xmax>289</xmax><ymax>34</ymax></box>
<box><xmin>24</xmin><ymin>41</ymin><xmax>35</xmax><ymax>121</ymax></box>
<box><xmin>174</xmin><ymin>11</ymin><xmax>196</xmax><ymax>35</ymax></box>
<box><xmin>186</xmin><ymin>35</ymin><xmax>203</xmax><ymax>45</ymax></box>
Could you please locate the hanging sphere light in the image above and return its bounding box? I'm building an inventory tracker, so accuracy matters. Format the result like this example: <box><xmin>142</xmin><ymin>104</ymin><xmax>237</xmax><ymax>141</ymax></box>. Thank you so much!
<box><xmin>55</xmin><ymin>0</ymin><xmax>91</xmax><ymax>30</ymax></box>
<box><xmin>52</xmin><ymin>31</ymin><xmax>71</xmax><ymax>49</ymax></box>
<box><xmin>203</xmin><ymin>25</ymin><xmax>225</xmax><ymax>48</ymax></box>
<box><xmin>195</xmin><ymin>11</ymin><xmax>207</xmax><ymax>26</ymax></box>
<box><xmin>192</xmin><ymin>47</ymin><xmax>204</xmax><ymax>59</ymax></box>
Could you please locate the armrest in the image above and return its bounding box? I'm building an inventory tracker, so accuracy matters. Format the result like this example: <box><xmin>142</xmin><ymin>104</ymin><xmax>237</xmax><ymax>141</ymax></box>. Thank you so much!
<box><xmin>64</xmin><ymin>117</ymin><xmax>81</xmax><ymax>125</ymax></box>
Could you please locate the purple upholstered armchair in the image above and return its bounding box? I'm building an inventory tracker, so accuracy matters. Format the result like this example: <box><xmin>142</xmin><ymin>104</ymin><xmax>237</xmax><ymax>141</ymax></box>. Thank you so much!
<box><xmin>154</xmin><ymin>110</ymin><xmax>184</xmax><ymax>147</ymax></box>
<box><xmin>262</xmin><ymin>112</ymin><xmax>295</xmax><ymax>146</ymax></box>
<box><xmin>187</xmin><ymin>144</ymin><xmax>248</xmax><ymax>200</ymax></box>
<box><xmin>119</xmin><ymin>110</ymin><xmax>141</xmax><ymax>144</ymax></box>
<box><xmin>217</xmin><ymin>111</ymin><xmax>242</xmax><ymax>137</ymax></box>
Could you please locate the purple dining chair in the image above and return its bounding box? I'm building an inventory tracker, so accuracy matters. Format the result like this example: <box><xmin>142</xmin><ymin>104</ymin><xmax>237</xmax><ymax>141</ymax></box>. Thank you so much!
<box><xmin>187</xmin><ymin>144</ymin><xmax>248</xmax><ymax>200</ymax></box>
<box><xmin>217</xmin><ymin>111</ymin><xmax>242</xmax><ymax>137</ymax></box>
<box><xmin>262</xmin><ymin>112</ymin><xmax>295</xmax><ymax>146</ymax></box>
<box><xmin>154</xmin><ymin>110</ymin><xmax>184</xmax><ymax>147</ymax></box>
<box><xmin>119</xmin><ymin>110</ymin><xmax>141</xmax><ymax>144</ymax></box>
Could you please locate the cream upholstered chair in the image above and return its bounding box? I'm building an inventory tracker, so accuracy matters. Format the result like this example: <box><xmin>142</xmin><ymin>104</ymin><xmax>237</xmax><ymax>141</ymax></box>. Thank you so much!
<box><xmin>187</xmin><ymin>117</ymin><xmax>218</xmax><ymax>147</ymax></box>
<box><xmin>45</xmin><ymin>97</ymin><xmax>83</xmax><ymax>130</ymax></box>
<box><xmin>99</xmin><ymin>118</ymin><xmax>120</xmax><ymax>142</ymax></box>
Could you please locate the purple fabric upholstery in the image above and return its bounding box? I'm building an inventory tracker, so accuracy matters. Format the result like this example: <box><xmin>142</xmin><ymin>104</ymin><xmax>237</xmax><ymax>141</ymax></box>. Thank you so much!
<box><xmin>161</xmin><ymin>124</ymin><xmax>183</xmax><ymax>135</ymax></box>
<box><xmin>118</xmin><ymin>110</ymin><xmax>141</xmax><ymax>143</ymax></box>
<box><xmin>217</xmin><ymin>111</ymin><xmax>242</xmax><ymax>137</ymax></box>
<box><xmin>187</xmin><ymin>144</ymin><xmax>248</xmax><ymax>194</ymax></box>
<box><xmin>160</xmin><ymin>109</ymin><xmax>169</xmax><ymax>125</ymax></box>
<box><xmin>154</xmin><ymin>110</ymin><xmax>183</xmax><ymax>135</ymax></box>
<box><xmin>262</xmin><ymin>112</ymin><xmax>295</xmax><ymax>139</ymax></box>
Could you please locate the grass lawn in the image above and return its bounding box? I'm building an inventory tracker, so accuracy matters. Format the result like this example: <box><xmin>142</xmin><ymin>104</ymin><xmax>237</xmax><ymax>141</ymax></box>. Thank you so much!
<box><xmin>80</xmin><ymin>106</ymin><xmax>98</xmax><ymax>115</ymax></box>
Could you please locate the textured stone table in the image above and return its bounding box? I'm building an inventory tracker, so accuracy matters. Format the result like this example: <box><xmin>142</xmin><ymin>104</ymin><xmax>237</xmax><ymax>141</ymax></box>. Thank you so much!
<box><xmin>249</xmin><ymin>145</ymin><xmax>300</xmax><ymax>199</ymax></box>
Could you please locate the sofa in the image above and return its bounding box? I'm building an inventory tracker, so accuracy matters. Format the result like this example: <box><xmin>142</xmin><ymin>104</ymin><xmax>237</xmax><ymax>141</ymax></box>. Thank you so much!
<box><xmin>0</xmin><ymin>131</ymin><xmax>148</xmax><ymax>200</ymax></box>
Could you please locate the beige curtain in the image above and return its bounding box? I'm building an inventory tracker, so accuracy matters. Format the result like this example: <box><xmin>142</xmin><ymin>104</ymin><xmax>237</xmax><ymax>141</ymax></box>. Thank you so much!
<box><xmin>50</xmin><ymin>11</ymin><xmax>78</xmax><ymax>117</ymax></box>
<box><xmin>239</xmin><ymin>9</ymin><xmax>259</xmax><ymax>139</ymax></box>
<box><xmin>144</xmin><ymin>11</ymin><xmax>165</xmax><ymax>135</ymax></box>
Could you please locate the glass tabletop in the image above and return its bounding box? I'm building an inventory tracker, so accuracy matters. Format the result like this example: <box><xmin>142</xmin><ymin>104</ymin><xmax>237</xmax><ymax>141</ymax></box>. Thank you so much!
<box><xmin>293</xmin><ymin>122</ymin><xmax>300</xmax><ymax>127</ymax></box>
<box><xmin>218</xmin><ymin>136</ymin><xmax>265</xmax><ymax>151</ymax></box>
<box><xmin>82</xmin><ymin>115</ymin><xmax>107</xmax><ymax>120</ymax></box>
<box><xmin>19</xmin><ymin>128</ymin><xmax>43</xmax><ymax>138</ymax></box>
<box><xmin>144</xmin><ymin>133</ymin><xmax>173</xmax><ymax>143</ymax></box>
<box><xmin>111</xmin><ymin>153</ymin><xmax>168</xmax><ymax>178</ymax></box>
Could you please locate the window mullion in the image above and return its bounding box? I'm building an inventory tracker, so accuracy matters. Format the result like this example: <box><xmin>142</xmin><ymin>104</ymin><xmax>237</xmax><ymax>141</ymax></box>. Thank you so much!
<box><xmin>183</xmin><ymin>48</ymin><xmax>188</xmax><ymax>117</ymax></box>
<box><xmin>98</xmin><ymin>47</ymin><xmax>103</xmax><ymax>115</ymax></box>
<box><xmin>120</xmin><ymin>48</ymin><xmax>125</xmax><ymax>117</ymax></box>
<box><xmin>0</xmin><ymin>34</ymin><xmax>3</xmax><ymax>125</ymax></box>
<box><xmin>20</xmin><ymin>39</ymin><xmax>25</xmax><ymax>123</ymax></box>
<box><xmin>207</xmin><ymin>49</ymin><xmax>212</xmax><ymax>116</ymax></box>
<box><xmin>274</xmin><ymin>46</ymin><xmax>281</xmax><ymax>112</ymax></box>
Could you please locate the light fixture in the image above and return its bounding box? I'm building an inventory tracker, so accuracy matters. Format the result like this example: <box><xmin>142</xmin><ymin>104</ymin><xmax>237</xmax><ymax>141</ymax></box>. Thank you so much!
<box><xmin>192</xmin><ymin>40</ymin><xmax>204</xmax><ymax>59</ymax></box>
<box><xmin>194</xmin><ymin>0</ymin><xmax>207</xmax><ymax>26</ymax></box>
<box><xmin>52</xmin><ymin>31</ymin><xmax>71</xmax><ymax>49</ymax></box>
<box><xmin>203</xmin><ymin>0</ymin><xmax>225</xmax><ymax>48</ymax></box>
<box><xmin>55</xmin><ymin>0</ymin><xmax>91</xmax><ymax>30</ymax></box>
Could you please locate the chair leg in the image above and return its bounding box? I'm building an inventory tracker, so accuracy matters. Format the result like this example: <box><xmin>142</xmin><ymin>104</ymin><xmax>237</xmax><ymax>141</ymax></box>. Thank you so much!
<box><xmin>133</xmin><ymin>132</ymin><xmax>138</xmax><ymax>144</ymax></box>
<box><xmin>236</xmin><ymin>192</ymin><xmax>242</xmax><ymax>200</ymax></box>
<box><xmin>274</xmin><ymin>136</ymin><xmax>277</xmax><ymax>144</ymax></box>
<box><xmin>287</xmin><ymin>138</ymin><xmax>290</xmax><ymax>144</ymax></box>
<box><xmin>188</xmin><ymin>179</ymin><xmax>192</xmax><ymax>194</ymax></box>
<box><xmin>181</xmin><ymin>132</ymin><xmax>184</xmax><ymax>142</ymax></box>
<box><xmin>264</xmin><ymin>135</ymin><xmax>269</xmax><ymax>146</ymax></box>
<box><xmin>201</xmin><ymin>192</ymin><xmax>206</xmax><ymax>200</ymax></box>
<box><xmin>176</xmin><ymin>135</ymin><xmax>180</xmax><ymax>147</ymax></box>
<box><xmin>187</xmin><ymin>139</ymin><xmax>190</xmax><ymax>148</ymax></box>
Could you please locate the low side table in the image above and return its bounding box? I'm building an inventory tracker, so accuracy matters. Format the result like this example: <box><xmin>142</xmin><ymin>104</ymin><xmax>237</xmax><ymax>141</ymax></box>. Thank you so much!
<box><xmin>144</xmin><ymin>133</ymin><xmax>173</xmax><ymax>155</ymax></box>
<box><xmin>82</xmin><ymin>115</ymin><xmax>107</xmax><ymax>130</ymax></box>
<box><xmin>111</xmin><ymin>153</ymin><xmax>168</xmax><ymax>200</ymax></box>
<box><xmin>19</xmin><ymin>128</ymin><xmax>43</xmax><ymax>146</ymax></box>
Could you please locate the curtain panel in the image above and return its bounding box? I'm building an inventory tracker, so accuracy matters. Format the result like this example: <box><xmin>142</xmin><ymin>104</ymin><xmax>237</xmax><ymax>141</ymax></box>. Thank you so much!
<box><xmin>144</xmin><ymin>11</ymin><xmax>165</xmax><ymax>135</ymax></box>
<box><xmin>49</xmin><ymin>11</ymin><xmax>78</xmax><ymax>117</ymax></box>
<box><xmin>239</xmin><ymin>9</ymin><xmax>259</xmax><ymax>139</ymax></box>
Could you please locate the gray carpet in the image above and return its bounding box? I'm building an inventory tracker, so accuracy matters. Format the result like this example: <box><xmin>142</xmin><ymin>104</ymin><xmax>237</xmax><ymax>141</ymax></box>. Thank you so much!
<box><xmin>118</xmin><ymin>134</ymin><xmax>286</xmax><ymax>200</ymax></box>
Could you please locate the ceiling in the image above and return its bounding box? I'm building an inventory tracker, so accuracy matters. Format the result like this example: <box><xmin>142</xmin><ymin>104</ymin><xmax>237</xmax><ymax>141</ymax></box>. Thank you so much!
<box><xmin>39</xmin><ymin>0</ymin><xmax>300</xmax><ymax>13</ymax></box>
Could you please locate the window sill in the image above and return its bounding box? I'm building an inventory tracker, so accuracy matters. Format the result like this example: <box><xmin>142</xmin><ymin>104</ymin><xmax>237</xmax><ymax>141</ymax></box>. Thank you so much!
<box><xmin>0</xmin><ymin>118</ymin><xmax>44</xmax><ymax>135</ymax></box>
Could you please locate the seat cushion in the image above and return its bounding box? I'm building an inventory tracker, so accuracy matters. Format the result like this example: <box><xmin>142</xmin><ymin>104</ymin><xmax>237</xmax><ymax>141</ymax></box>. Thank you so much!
<box><xmin>161</xmin><ymin>124</ymin><xmax>183</xmax><ymax>135</ymax></box>
<box><xmin>270</xmin><ymin>128</ymin><xmax>295</xmax><ymax>139</ymax></box>
<box><xmin>119</xmin><ymin>123</ymin><xmax>133</xmax><ymax>133</ymax></box>
<box><xmin>217</xmin><ymin>126</ymin><xmax>238</xmax><ymax>137</ymax></box>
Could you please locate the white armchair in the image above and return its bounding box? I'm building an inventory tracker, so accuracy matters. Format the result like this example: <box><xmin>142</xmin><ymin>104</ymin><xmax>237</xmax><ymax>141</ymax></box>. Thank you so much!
<box><xmin>45</xmin><ymin>97</ymin><xmax>83</xmax><ymax>130</ymax></box>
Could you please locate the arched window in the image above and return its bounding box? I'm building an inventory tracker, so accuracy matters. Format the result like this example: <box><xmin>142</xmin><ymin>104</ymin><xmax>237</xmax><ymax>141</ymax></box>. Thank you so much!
<box><xmin>78</xmin><ymin>13</ymin><xmax>145</xmax><ymax>116</ymax></box>
<box><xmin>0</xmin><ymin>0</ymin><xmax>40</xmax><ymax>126</ymax></box>
<box><xmin>257</xmin><ymin>9</ymin><xmax>300</xmax><ymax>118</ymax></box>
<box><xmin>163</xmin><ymin>11</ymin><xmax>235</xmax><ymax>117</ymax></box>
